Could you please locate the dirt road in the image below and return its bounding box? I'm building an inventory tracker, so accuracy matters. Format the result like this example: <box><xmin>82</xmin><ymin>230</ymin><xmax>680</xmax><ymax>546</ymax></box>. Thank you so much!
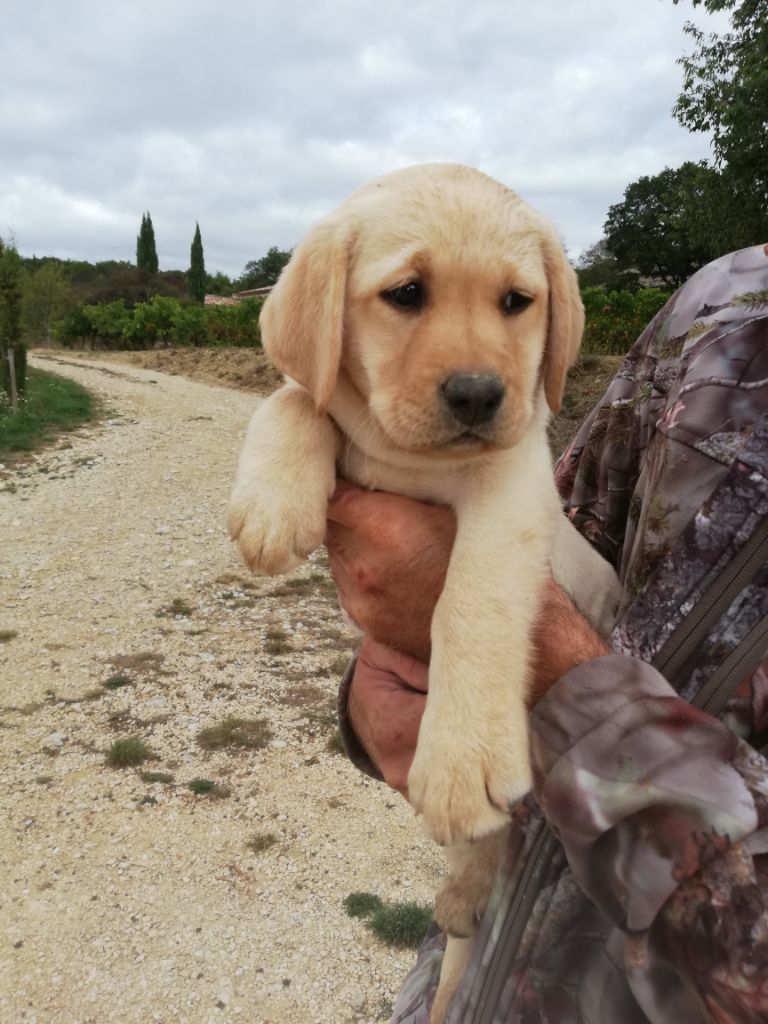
<box><xmin>0</xmin><ymin>356</ymin><xmax>441</xmax><ymax>1024</ymax></box>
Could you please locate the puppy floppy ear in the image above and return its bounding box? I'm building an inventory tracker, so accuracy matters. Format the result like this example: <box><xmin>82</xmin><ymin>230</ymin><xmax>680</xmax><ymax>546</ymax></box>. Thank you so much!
<box><xmin>541</xmin><ymin>232</ymin><xmax>584</xmax><ymax>415</ymax></box>
<box><xmin>260</xmin><ymin>218</ymin><xmax>353</xmax><ymax>413</ymax></box>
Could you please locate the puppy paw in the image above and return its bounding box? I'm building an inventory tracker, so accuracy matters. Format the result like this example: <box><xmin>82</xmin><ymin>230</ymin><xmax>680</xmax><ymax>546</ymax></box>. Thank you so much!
<box><xmin>434</xmin><ymin>832</ymin><xmax>505</xmax><ymax>938</ymax></box>
<box><xmin>434</xmin><ymin>880</ymin><xmax>482</xmax><ymax>939</ymax></box>
<box><xmin>227</xmin><ymin>491</ymin><xmax>326</xmax><ymax>576</ymax></box>
<box><xmin>408</xmin><ymin>729</ymin><xmax>530</xmax><ymax>846</ymax></box>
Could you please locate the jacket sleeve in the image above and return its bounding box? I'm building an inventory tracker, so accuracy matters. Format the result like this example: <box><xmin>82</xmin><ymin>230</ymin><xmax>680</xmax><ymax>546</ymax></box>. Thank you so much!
<box><xmin>530</xmin><ymin>654</ymin><xmax>768</xmax><ymax>1023</ymax></box>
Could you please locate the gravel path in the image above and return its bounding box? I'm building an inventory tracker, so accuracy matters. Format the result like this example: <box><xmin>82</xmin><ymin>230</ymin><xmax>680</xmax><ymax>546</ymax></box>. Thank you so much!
<box><xmin>0</xmin><ymin>355</ymin><xmax>442</xmax><ymax>1024</ymax></box>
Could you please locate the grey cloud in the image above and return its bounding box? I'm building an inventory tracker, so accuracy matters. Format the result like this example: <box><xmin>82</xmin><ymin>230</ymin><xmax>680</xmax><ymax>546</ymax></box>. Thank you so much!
<box><xmin>1</xmin><ymin>0</ymin><xmax>726</xmax><ymax>275</ymax></box>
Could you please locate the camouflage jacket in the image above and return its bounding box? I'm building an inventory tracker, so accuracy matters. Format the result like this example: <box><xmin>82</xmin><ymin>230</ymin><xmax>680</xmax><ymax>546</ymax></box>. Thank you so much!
<box><xmin>350</xmin><ymin>245</ymin><xmax>768</xmax><ymax>1024</ymax></box>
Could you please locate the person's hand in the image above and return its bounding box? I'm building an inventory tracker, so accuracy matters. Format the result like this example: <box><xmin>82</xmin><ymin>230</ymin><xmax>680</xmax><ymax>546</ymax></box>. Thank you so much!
<box><xmin>331</xmin><ymin>484</ymin><xmax>611</xmax><ymax>794</ymax></box>
<box><xmin>348</xmin><ymin>638</ymin><xmax>428</xmax><ymax>796</ymax></box>
<box><xmin>326</xmin><ymin>481</ymin><xmax>456</xmax><ymax>661</ymax></box>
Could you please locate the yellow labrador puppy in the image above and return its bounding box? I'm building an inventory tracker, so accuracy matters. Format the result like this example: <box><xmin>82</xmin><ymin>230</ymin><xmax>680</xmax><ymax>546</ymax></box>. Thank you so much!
<box><xmin>228</xmin><ymin>164</ymin><xmax>619</xmax><ymax>1019</ymax></box>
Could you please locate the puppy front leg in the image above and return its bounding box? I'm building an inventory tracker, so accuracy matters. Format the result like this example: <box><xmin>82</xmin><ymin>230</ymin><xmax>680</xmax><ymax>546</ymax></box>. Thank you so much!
<box><xmin>228</xmin><ymin>383</ymin><xmax>339</xmax><ymax>575</ymax></box>
<box><xmin>408</xmin><ymin>453</ymin><xmax>557</xmax><ymax>846</ymax></box>
<box><xmin>552</xmin><ymin>515</ymin><xmax>621</xmax><ymax>634</ymax></box>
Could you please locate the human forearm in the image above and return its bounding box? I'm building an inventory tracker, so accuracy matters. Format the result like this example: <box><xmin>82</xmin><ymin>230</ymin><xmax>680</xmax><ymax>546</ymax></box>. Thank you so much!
<box><xmin>530</xmin><ymin>655</ymin><xmax>768</xmax><ymax>1015</ymax></box>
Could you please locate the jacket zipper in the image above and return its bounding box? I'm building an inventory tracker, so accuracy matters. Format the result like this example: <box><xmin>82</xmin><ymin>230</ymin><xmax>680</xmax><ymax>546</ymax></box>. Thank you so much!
<box><xmin>468</xmin><ymin>517</ymin><xmax>768</xmax><ymax>1024</ymax></box>
<box><xmin>470</xmin><ymin>824</ymin><xmax>559</xmax><ymax>1024</ymax></box>
<box><xmin>696</xmin><ymin>612</ymin><xmax>768</xmax><ymax>716</ymax></box>
<box><xmin>652</xmin><ymin>517</ymin><xmax>768</xmax><ymax>689</ymax></box>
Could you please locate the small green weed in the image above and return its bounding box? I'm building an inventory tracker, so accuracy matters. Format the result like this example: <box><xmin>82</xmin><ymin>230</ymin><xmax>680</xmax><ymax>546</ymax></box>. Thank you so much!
<box><xmin>157</xmin><ymin>597</ymin><xmax>194</xmax><ymax>618</ymax></box>
<box><xmin>188</xmin><ymin>777</ymin><xmax>230</xmax><ymax>798</ymax></box>
<box><xmin>247</xmin><ymin>831</ymin><xmax>278</xmax><ymax>853</ymax></box>
<box><xmin>326</xmin><ymin>729</ymin><xmax>345</xmax><ymax>755</ymax></box>
<box><xmin>343</xmin><ymin>893</ymin><xmax>432</xmax><ymax>949</ymax></box>
<box><xmin>108</xmin><ymin>651</ymin><xmax>165</xmax><ymax>677</ymax></box>
<box><xmin>107</xmin><ymin>736</ymin><xmax>151</xmax><ymax>767</ymax></box>
<box><xmin>103</xmin><ymin>673</ymin><xmax>132</xmax><ymax>690</ymax></box>
<box><xmin>0</xmin><ymin>368</ymin><xmax>95</xmax><ymax>458</ymax></box>
<box><xmin>343</xmin><ymin>892</ymin><xmax>384</xmax><ymax>918</ymax></box>
<box><xmin>140</xmin><ymin>771</ymin><xmax>174</xmax><ymax>784</ymax></box>
<box><xmin>197</xmin><ymin>716</ymin><xmax>273</xmax><ymax>751</ymax></box>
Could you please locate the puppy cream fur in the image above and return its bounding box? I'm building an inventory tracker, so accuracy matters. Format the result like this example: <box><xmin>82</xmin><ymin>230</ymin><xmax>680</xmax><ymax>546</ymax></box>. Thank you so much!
<box><xmin>228</xmin><ymin>164</ymin><xmax>620</xmax><ymax>1021</ymax></box>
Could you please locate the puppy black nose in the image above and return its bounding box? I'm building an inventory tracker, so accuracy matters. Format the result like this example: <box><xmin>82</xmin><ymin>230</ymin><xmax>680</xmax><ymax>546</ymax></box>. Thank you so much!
<box><xmin>440</xmin><ymin>373</ymin><xmax>505</xmax><ymax>426</ymax></box>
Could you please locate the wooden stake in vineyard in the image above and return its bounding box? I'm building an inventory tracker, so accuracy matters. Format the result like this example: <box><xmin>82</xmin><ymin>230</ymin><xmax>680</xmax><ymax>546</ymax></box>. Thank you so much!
<box><xmin>0</xmin><ymin>238</ymin><xmax>25</xmax><ymax>412</ymax></box>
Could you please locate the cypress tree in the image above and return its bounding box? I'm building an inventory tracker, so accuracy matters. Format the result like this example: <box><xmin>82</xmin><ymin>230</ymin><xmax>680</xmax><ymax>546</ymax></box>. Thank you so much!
<box><xmin>187</xmin><ymin>223</ymin><xmax>206</xmax><ymax>303</ymax></box>
<box><xmin>136</xmin><ymin>211</ymin><xmax>159</xmax><ymax>274</ymax></box>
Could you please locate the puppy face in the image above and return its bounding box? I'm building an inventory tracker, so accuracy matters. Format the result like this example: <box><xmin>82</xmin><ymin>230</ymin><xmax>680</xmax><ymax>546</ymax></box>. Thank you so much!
<box><xmin>342</xmin><ymin>180</ymin><xmax>552</xmax><ymax>453</ymax></box>
<box><xmin>261</xmin><ymin>164</ymin><xmax>583</xmax><ymax>453</ymax></box>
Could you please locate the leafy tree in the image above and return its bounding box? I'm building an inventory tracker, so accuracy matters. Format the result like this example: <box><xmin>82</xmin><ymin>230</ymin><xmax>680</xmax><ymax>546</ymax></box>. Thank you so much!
<box><xmin>238</xmin><ymin>246</ymin><xmax>292</xmax><ymax>289</ymax></box>
<box><xmin>0</xmin><ymin>238</ymin><xmax>25</xmax><ymax>405</ymax></box>
<box><xmin>136</xmin><ymin>212</ymin><xmax>159</xmax><ymax>274</ymax></box>
<box><xmin>205</xmin><ymin>270</ymin><xmax>235</xmax><ymax>296</ymax></box>
<box><xmin>20</xmin><ymin>263</ymin><xmax>76</xmax><ymax>343</ymax></box>
<box><xmin>187</xmin><ymin>223</ymin><xmax>206</xmax><ymax>303</ymax></box>
<box><xmin>604</xmin><ymin>162</ymin><xmax>721</xmax><ymax>286</ymax></box>
<box><xmin>575</xmin><ymin>239</ymin><xmax>633</xmax><ymax>290</ymax></box>
<box><xmin>672</xmin><ymin>0</ymin><xmax>768</xmax><ymax>245</ymax></box>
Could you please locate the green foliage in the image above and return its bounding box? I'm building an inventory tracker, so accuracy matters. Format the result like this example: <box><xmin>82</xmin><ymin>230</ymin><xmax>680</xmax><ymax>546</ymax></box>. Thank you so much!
<box><xmin>188</xmin><ymin>777</ymin><xmax>230</xmax><ymax>797</ymax></box>
<box><xmin>604</xmin><ymin>162</ymin><xmax>721</xmax><ymax>286</ymax></box>
<box><xmin>136</xmin><ymin>212</ymin><xmax>159</xmax><ymax>274</ymax></box>
<box><xmin>20</xmin><ymin>263</ymin><xmax>76</xmax><ymax>344</ymax></box>
<box><xmin>0</xmin><ymin>238</ymin><xmax>26</xmax><ymax>403</ymax></box>
<box><xmin>581</xmin><ymin>287</ymin><xmax>672</xmax><ymax>355</ymax></box>
<box><xmin>107</xmin><ymin>736</ymin><xmax>151</xmax><ymax>767</ymax></box>
<box><xmin>343</xmin><ymin>892</ymin><xmax>385</xmax><ymax>918</ymax></box>
<box><xmin>343</xmin><ymin>892</ymin><xmax>432</xmax><ymax>949</ymax></box>
<box><xmin>205</xmin><ymin>270</ymin><xmax>235</xmax><ymax>296</ymax></box>
<box><xmin>238</xmin><ymin>246</ymin><xmax>292</xmax><ymax>289</ymax></box>
<box><xmin>0</xmin><ymin>368</ymin><xmax>94</xmax><ymax>456</ymax></box>
<box><xmin>187</xmin><ymin>223</ymin><xmax>206</xmax><ymax>304</ymax></box>
<box><xmin>196</xmin><ymin>716</ymin><xmax>273</xmax><ymax>751</ymax></box>
<box><xmin>575</xmin><ymin>239</ymin><xmax>635</xmax><ymax>290</ymax></box>
<box><xmin>672</xmin><ymin>0</ymin><xmax>768</xmax><ymax>239</ymax></box>
<box><xmin>53</xmin><ymin>295</ymin><xmax>263</xmax><ymax>350</ymax></box>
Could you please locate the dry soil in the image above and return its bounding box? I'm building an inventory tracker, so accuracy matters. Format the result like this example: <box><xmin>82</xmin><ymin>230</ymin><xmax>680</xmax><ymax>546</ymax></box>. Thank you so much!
<box><xmin>0</xmin><ymin>354</ymin><xmax>443</xmax><ymax>1024</ymax></box>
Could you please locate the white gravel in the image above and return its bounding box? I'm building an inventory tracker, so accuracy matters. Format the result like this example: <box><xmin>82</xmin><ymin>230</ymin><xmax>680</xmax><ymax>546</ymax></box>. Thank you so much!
<box><xmin>0</xmin><ymin>355</ymin><xmax>443</xmax><ymax>1024</ymax></box>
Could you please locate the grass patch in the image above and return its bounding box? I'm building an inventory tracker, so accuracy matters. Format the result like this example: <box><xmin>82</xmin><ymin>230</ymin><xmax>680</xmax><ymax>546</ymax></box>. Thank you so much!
<box><xmin>188</xmin><ymin>777</ymin><xmax>230</xmax><ymax>798</ymax></box>
<box><xmin>140</xmin><ymin>770</ymin><xmax>174</xmax><ymax>784</ymax></box>
<box><xmin>343</xmin><ymin>891</ymin><xmax>384</xmax><ymax>918</ymax></box>
<box><xmin>247</xmin><ymin>831</ymin><xmax>279</xmax><ymax>853</ymax></box>
<box><xmin>343</xmin><ymin>893</ymin><xmax>432</xmax><ymax>949</ymax></box>
<box><xmin>0</xmin><ymin>630</ymin><xmax>18</xmax><ymax>643</ymax></box>
<box><xmin>548</xmin><ymin>354</ymin><xmax>623</xmax><ymax>456</ymax></box>
<box><xmin>326</xmin><ymin>729</ymin><xmax>345</xmax><ymax>755</ymax></box>
<box><xmin>0</xmin><ymin>368</ymin><xmax>95</xmax><ymax>457</ymax></box>
<box><xmin>196</xmin><ymin>716</ymin><xmax>272</xmax><ymax>751</ymax></box>
<box><xmin>264</xmin><ymin>628</ymin><xmax>291</xmax><ymax>655</ymax></box>
<box><xmin>107</xmin><ymin>736</ymin><xmax>150</xmax><ymax>767</ymax></box>
<box><xmin>103</xmin><ymin>673</ymin><xmax>132</xmax><ymax>690</ymax></box>
<box><xmin>157</xmin><ymin>597</ymin><xmax>194</xmax><ymax>618</ymax></box>
<box><xmin>108</xmin><ymin>651</ymin><xmax>165</xmax><ymax>677</ymax></box>
<box><xmin>279</xmin><ymin>682</ymin><xmax>327</xmax><ymax>708</ymax></box>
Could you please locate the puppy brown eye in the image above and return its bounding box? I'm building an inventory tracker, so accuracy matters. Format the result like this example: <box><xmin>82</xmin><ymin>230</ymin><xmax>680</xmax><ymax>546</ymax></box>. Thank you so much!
<box><xmin>383</xmin><ymin>282</ymin><xmax>424</xmax><ymax>310</ymax></box>
<box><xmin>503</xmin><ymin>291</ymin><xmax>532</xmax><ymax>314</ymax></box>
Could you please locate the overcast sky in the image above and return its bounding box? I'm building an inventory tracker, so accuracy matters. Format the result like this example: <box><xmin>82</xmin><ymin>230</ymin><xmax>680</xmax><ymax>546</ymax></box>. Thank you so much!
<box><xmin>1</xmin><ymin>0</ymin><xmax>726</xmax><ymax>279</ymax></box>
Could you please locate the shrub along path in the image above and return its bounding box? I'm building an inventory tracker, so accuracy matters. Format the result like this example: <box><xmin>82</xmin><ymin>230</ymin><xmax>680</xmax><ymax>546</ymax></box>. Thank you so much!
<box><xmin>0</xmin><ymin>355</ymin><xmax>442</xmax><ymax>1024</ymax></box>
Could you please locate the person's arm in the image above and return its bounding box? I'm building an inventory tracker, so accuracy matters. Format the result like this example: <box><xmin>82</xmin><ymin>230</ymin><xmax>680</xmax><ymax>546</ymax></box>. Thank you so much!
<box><xmin>530</xmin><ymin>655</ymin><xmax>768</xmax><ymax>1022</ymax></box>
<box><xmin>327</xmin><ymin>483</ymin><xmax>768</xmax><ymax>1019</ymax></box>
<box><xmin>327</xmin><ymin>482</ymin><xmax>610</xmax><ymax>790</ymax></box>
